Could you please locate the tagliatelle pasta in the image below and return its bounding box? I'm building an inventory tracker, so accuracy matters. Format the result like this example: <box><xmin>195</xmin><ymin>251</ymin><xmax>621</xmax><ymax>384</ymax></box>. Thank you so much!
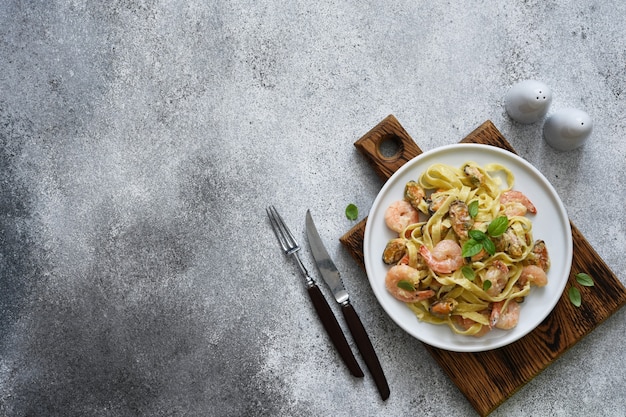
<box><xmin>381</xmin><ymin>161</ymin><xmax>551</xmax><ymax>336</ymax></box>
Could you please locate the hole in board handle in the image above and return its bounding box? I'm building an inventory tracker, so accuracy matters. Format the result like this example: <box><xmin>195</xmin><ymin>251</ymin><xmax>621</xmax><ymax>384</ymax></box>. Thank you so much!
<box><xmin>377</xmin><ymin>134</ymin><xmax>404</xmax><ymax>160</ymax></box>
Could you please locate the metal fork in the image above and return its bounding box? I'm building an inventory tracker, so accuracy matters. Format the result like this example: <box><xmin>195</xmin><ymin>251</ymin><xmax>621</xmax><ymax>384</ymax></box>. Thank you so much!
<box><xmin>266</xmin><ymin>205</ymin><xmax>312</xmax><ymax>284</ymax></box>
<box><xmin>266</xmin><ymin>205</ymin><xmax>363</xmax><ymax>377</ymax></box>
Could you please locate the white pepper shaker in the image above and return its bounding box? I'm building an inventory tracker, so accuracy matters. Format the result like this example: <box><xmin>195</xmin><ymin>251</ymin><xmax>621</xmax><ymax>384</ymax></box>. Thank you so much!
<box><xmin>543</xmin><ymin>108</ymin><xmax>593</xmax><ymax>151</ymax></box>
<box><xmin>505</xmin><ymin>80</ymin><xmax>552</xmax><ymax>124</ymax></box>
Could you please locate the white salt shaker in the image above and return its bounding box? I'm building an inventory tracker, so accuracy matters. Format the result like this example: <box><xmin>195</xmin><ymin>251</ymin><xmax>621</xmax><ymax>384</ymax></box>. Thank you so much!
<box><xmin>543</xmin><ymin>108</ymin><xmax>593</xmax><ymax>151</ymax></box>
<box><xmin>505</xmin><ymin>80</ymin><xmax>552</xmax><ymax>124</ymax></box>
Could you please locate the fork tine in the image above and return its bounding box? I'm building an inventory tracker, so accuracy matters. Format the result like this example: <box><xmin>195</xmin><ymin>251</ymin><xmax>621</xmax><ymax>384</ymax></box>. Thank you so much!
<box><xmin>267</xmin><ymin>205</ymin><xmax>299</xmax><ymax>255</ymax></box>
<box><xmin>272</xmin><ymin>207</ymin><xmax>298</xmax><ymax>249</ymax></box>
<box><xmin>267</xmin><ymin>206</ymin><xmax>287</xmax><ymax>251</ymax></box>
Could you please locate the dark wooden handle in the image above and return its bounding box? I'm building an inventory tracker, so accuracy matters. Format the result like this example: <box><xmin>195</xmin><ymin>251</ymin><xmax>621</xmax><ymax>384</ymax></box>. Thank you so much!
<box><xmin>307</xmin><ymin>285</ymin><xmax>364</xmax><ymax>378</ymax></box>
<box><xmin>342</xmin><ymin>302</ymin><xmax>390</xmax><ymax>400</ymax></box>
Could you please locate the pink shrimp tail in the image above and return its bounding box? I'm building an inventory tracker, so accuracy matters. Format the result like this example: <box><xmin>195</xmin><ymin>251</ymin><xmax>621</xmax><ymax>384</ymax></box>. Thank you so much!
<box><xmin>490</xmin><ymin>302</ymin><xmax>502</xmax><ymax>328</ymax></box>
<box><xmin>501</xmin><ymin>190</ymin><xmax>537</xmax><ymax>214</ymax></box>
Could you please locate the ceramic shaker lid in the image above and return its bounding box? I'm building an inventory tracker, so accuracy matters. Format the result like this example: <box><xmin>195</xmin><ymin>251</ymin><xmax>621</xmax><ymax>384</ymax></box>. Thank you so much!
<box><xmin>505</xmin><ymin>80</ymin><xmax>552</xmax><ymax>124</ymax></box>
<box><xmin>543</xmin><ymin>108</ymin><xmax>593</xmax><ymax>151</ymax></box>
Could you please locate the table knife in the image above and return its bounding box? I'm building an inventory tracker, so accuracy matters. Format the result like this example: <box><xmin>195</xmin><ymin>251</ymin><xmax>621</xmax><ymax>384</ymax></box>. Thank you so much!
<box><xmin>305</xmin><ymin>210</ymin><xmax>390</xmax><ymax>401</ymax></box>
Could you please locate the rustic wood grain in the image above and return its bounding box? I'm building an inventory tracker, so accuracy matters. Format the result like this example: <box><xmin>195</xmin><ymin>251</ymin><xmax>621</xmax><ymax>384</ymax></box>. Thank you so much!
<box><xmin>354</xmin><ymin>114</ymin><xmax>423</xmax><ymax>181</ymax></box>
<box><xmin>339</xmin><ymin>218</ymin><xmax>368</xmax><ymax>271</ymax></box>
<box><xmin>340</xmin><ymin>117</ymin><xmax>626</xmax><ymax>417</ymax></box>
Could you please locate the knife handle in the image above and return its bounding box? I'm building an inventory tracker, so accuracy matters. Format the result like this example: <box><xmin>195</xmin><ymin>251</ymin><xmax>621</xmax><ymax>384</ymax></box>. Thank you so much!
<box><xmin>307</xmin><ymin>284</ymin><xmax>364</xmax><ymax>378</ymax></box>
<box><xmin>341</xmin><ymin>302</ymin><xmax>390</xmax><ymax>400</ymax></box>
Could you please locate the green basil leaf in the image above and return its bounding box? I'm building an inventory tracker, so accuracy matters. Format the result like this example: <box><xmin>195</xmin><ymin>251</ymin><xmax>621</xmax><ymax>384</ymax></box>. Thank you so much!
<box><xmin>468</xmin><ymin>229</ymin><xmax>487</xmax><ymax>241</ymax></box>
<box><xmin>576</xmin><ymin>273</ymin><xmax>594</xmax><ymax>287</ymax></box>
<box><xmin>462</xmin><ymin>239</ymin><xmax>483</xmax><ymax>258</ymax></box>
<box><xmin>461</xmin><ymin>266</ymin><xmax>475</xmax><ymax>281</ymax></box>
<box><xmin>345</xmin><ymin>203</ymin><xmax>359</xmax><ymax>220</ymax></box>
<box><xmin>397</xmin><ymin>280</ymin><xmax>416</xmax><ymax>292</ymax></box>
<box><xmin>468</xmin><ymin>200</ymin><xmax>479</xmax><ymax>218</ymax></box>
<box><xmin>483</xmin><ymin>280</ymin><xmax>492</xmax><ymax>291</ymax></box>
<box><xmin>487</xmin><ymin>215</ymin><xmax>509</xmax><ymax>237</ymax></box>
<box><xmin>569</xmin><ymin>287</ymin><xmax>581</xmax><ymax>307</ymax></box>
<box><xmin>482</xmin><ymin>238</ymin><xmax>496</xmax><ymax>256</ymax></box>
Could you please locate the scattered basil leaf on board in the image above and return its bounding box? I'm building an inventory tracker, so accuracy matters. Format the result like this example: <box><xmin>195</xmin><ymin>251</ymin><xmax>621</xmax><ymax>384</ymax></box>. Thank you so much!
<box><xmin>576</xmin><ymin>273</ymin><xmax>594</xmax><ymax>287</ymax></box>
<box><xmin>569</xmin><ymin>287</ymin><xmax>582</xmax><ymax>307</ymax></box>
<box><xmin>569</xmin><ymin>272</ymin><xmax>594</xmax><ymax>306</ymax></box>
<box><xmin>345</xmin><ymin>204</ymin><xmax>358</xmax><ymax>220</ymax></box>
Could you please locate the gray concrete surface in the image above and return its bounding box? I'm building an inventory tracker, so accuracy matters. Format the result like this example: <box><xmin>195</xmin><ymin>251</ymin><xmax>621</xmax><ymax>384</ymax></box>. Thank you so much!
<box><xmin>1</xmin><ymin>1</ymin><xmax>625</xmax><ymax>416</ymax></box>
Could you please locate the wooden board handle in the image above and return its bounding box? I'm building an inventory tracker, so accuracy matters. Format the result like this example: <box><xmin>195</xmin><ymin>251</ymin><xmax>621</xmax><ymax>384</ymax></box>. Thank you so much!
<box><xmin>354</xmin><ymin>115</ymin><xmax>423</xmax><ymax>181</ymax></box>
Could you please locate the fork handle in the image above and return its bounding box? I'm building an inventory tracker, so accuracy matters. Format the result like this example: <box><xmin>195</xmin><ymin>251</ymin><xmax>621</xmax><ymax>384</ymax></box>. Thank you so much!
<box><xmin>307</xmin><ymin>284</ymin><xmax>364</xmax><ymax>378</ymax></box>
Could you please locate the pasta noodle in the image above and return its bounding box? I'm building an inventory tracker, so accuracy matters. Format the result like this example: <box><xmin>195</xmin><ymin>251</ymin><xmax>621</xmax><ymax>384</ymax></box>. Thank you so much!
<box><xmin>382</xmin><ymin>161</ymin><xmax>550</xmax><ymax>336</ymax></box>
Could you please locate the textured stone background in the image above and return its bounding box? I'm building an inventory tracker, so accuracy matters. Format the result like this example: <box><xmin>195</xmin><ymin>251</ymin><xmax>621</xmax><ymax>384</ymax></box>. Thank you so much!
<box><xmin>1</xmin><ymin>1</ymin><xmax>625</xmax><ymax>416</ymax></box>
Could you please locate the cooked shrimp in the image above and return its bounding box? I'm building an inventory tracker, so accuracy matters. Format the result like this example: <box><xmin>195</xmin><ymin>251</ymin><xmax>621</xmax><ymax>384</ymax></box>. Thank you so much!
<box><xmin>430</xmin><ymin>297</ymin><xmax>459</xmax><ymax>317</ymax></box>
<box><xmin>518</xmin><ymin>264</ymin><xmax>548</xmax><ymax>287</ymax></box>
<box><xmin>449</xmin><ymin>200</ymin><xmax>474</xmax><ymax>239</ymax></box>
<box><xmin>382</xmin><ymin>238</ymin><xmax>406</xmax><ymax>265</ymax></box>
<box><xmin>525</xmin><ymin>239</ymin><xmax>550</xmax><ymax>271</ymax></box>
<box><xmin>385</xmin><ymin>264</ymin><xmax>435</xmax><ymax>303</ymax></box>
<box><xmin>484</xmin><ymin>260</ymin><xmax>509</xmax><ymax>297</ymax></box>
<box><xmin>384</xmin><ymin>200</ymin><xmax>420</xmax><ymax>234</ymax></box>
<box><xmin>404</xmin><ymin>181</ymin><xmax>425</xmax><ymax>210</ymax></box>
<box><xmin>490</xmin><ymin>300</ymin><xmax>520</xmax><ymax>330</ymax></box>
<box><xmin>419</xmin><ymin>240</ymin><xmax>464</xmax><ymax>274</ymax></box>
<box><xmin>500</xmin><ymin>190</ymin><xmax>537</xmax><ymax>217</ymax></box>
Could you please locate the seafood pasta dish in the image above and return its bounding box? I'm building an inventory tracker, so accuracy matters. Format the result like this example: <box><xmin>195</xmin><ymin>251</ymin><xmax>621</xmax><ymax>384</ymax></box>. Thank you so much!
<box><xmin>381</xmin><ymin>161</ymin><xmax>551</xmax><ymax>337</ymax></box>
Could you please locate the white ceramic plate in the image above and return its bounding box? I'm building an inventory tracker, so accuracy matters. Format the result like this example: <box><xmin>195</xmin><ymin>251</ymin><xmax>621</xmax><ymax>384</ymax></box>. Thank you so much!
<box><xmin>364</xmin><ymin>144</ymin><xmax>573</xmax><ymax>352</ymax></box>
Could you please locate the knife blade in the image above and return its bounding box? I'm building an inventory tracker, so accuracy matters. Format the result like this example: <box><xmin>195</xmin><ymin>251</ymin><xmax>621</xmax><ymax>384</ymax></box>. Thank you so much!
<box><xmin>305</xmin><ymin>209</ymin><xmax>390</xmax><ymax>401</ymax></box>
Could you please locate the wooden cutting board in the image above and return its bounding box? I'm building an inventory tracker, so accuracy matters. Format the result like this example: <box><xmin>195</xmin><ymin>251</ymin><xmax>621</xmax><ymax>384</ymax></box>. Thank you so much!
<box><xmin>340</xmin><ymin>115</ymin><xmax>626</xmax><ymax>416</ymax></box>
